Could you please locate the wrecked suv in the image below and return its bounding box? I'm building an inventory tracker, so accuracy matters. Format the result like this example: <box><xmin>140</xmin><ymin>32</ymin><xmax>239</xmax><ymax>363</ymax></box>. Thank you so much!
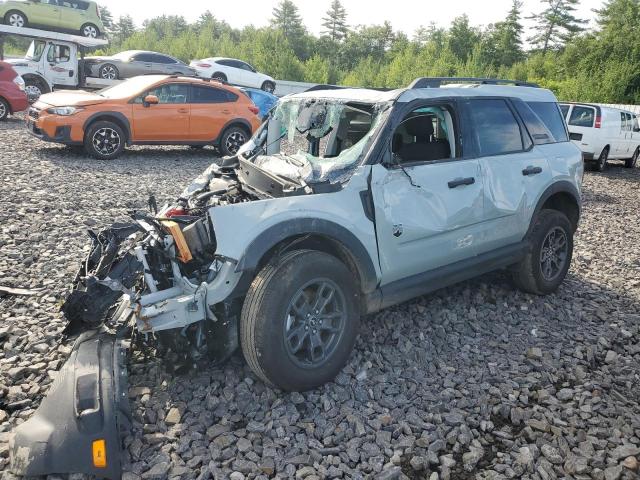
<box><xmin>11</xmin><ymin>77</ymin><xmax>583</xmax><ymax>478</ymax></box>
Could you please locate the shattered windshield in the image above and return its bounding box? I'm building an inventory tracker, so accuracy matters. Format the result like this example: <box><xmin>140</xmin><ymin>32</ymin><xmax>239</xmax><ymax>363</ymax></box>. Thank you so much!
<box><xmin>249</xmin><ymin>97</ymin><xmax>390</xmax><ymax>185</ymax></box>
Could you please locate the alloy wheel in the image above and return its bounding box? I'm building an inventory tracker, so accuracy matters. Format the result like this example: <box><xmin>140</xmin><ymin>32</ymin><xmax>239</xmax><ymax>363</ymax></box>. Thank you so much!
<box><xmin>262</xmin><ymin>82</ymin><xmax>275</xmax><ymax>94</ymax></box>
<box><xmin>9</xmin><ymin>13</ymin><xmax>25</xmax><ymax>27</ymax></box>
<box><xmin>0</xmin><ymin>101</ymin><xmax>6</xmax><ymax>119</ymax></box>
<box><xmin>83</xmin><ymin>25</ymin><xmax>98</xmax><ymax>38</ymax></box>
<box><xmin>100</xmin><ymin>65</ymin><xmax>117</xmax><ymax>80</ymax></box>
<box><xmin>92</xmin><ymin>127</ymin><xmax>121</xmax><ymax>156</ymax></box>
<box><xmin>225</xmin><ymin>131</ymin><xmax>246</xmax><ymax>154</ymax></box>
<box><xmin>632</xmin><ymin>148</ymin><xmax>639</xmax><ymax>168</ymax></box>
<box><xmin>284</xmin><ymin>279</ymin><xmax>347</xmax><ymax>368</ymax></box>
<box><xmin>540</xmin><ymin>226</ymin><xmax>568</xmax><ymax>282</ymax></box>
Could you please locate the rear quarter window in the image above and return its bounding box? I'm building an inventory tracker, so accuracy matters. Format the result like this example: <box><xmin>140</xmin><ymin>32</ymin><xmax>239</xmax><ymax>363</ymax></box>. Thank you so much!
<box><xmin>527</xmin><ymin>102</ymin><xmax>568</xmax><ymax>142</ymax></box>
<box><xmin>568</xmin><ymin>106</ymin><xmax>595</xmax><ymax>128</ymax></box>
<box><xmin>513</xmin><ymin>100</ymin><xmax>557</xmax><ymax>145</ymax></box>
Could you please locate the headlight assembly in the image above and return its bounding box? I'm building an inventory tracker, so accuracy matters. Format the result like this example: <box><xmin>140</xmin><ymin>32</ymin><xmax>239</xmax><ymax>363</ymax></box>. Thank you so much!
<box><xmin>47</xmin><ymin>106</ymin><xmax>84</xmax><ymax>116</ymax></box>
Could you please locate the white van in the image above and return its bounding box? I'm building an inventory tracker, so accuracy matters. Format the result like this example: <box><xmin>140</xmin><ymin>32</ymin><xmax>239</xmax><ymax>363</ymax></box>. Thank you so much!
<box><xmin>559</xmin><ymin>103</ymin><xmax>640</xmax><ymax>171</ymax></box>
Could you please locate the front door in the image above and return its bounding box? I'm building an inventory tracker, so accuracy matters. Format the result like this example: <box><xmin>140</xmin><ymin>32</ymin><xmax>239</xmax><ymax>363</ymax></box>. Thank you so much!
<box><xmin>371</xmin><ymin>102</ymin><xmax>485</xmax><ymax>285</ymax></box>
<box><xmin>132</xmin><ymin>82</ymin><xmax>190</xmax><ymax>141</ymax></box>
<box><xmin>44</xmin><ymin>42</ymin><xmax>76</xmax><ymax>86</ymax></box>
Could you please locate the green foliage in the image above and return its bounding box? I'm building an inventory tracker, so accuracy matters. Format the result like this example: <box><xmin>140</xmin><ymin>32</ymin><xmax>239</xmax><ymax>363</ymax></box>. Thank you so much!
<box><xmin>322</xmin><ymin>0</ymin><xmax>349</xmax><ymax>42</ymax></box>
<box><xmin>527</xmin><ymin>0</ymin><xmax>586</xmax><ymax>53</ymax></box>
<box><xmin>99</xmin><ymin>0</ymin><xmax>640</xmax><ymax>104</ymax></box>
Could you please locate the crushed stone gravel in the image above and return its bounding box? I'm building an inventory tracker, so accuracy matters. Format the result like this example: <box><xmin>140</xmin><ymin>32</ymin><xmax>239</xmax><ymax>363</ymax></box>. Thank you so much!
<box><xmin>1</xmin><ymin>115</ymin><xmax>640</xmax><ymax>480</ymax></box>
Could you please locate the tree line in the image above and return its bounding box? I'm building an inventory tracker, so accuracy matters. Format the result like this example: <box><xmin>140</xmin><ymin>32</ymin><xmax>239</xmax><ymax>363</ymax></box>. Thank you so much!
<box><xmin>99</xmin><ymin>0</ymin><xmax>640</xmax><ymax>103</ymax></box>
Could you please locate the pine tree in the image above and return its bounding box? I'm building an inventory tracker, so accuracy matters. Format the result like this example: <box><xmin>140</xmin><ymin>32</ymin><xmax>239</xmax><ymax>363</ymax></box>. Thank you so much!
<box><xmin>271</xmin><ymin>0</ymin><xmax>306</xmax><ymax>43</ymax></box>
<box><xmin>321</xmin><ymin>0</ymin><xmax>349</xmax><ymax>42</ymax></box>
<box><xmin>528</xmin><ymin>0</ymin><xmax>586</xmax><ymax>54</ymax></box>
<box><xmin>98</xmin><ymin>4</ymin><xmax>114</xmax><ymax>33</ymax></box>
<box><xmin>112</xmin><ymin>15</ymin><xmax>136</xmax><ymax>45</ymax></box>
<box><xmin>493</xmin><ymin>0</ymin><xmax>524</xmax><ymax>66</ymax></box>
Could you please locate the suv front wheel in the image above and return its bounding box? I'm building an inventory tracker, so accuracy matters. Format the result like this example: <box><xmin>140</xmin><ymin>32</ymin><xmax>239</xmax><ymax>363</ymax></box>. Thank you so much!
<box><xmin>512</xmin><ymin>209</ymin><xmax>573</xmax><ymax>295</ymax></box>
<box><xmin>240</xmin><ymin>250</ymin><xmax>360</xmax><ymax>391</ymax></box>
<box><xmin>84</xmin><ymin>120</ymin><xmax>126</xmax><ymax>160</ymax></box>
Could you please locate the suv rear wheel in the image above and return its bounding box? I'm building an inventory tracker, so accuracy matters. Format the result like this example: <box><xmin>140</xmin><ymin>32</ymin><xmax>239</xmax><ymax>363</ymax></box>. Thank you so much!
<box><xmin>219</xmin><ymin>125</ymin><xmax>248</xmax><ymax>157</ymax></box>
<box><xmin>512</xmin><ymin>209</ymin><xmax>573</xmax><ymax>295</ymax></box>
<box><xmin>240</xmin><ymin>250</ymin><xmax>360</xmax><ymax>391</ymax></box>
<box><xmin>84</xmin><ymin>120</ymin><xmax>126</xmax><ymax>160</ymax></box>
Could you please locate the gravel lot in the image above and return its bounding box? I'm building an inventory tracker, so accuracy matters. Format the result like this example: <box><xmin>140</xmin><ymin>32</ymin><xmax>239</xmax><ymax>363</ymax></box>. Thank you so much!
<box><xmin>1</xmin><ymin>114</ymin><xmax>640</xmax><ymax>480</ymax></box>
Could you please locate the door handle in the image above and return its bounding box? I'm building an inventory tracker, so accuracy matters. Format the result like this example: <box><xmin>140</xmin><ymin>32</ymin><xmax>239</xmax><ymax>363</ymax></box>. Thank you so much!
<box><xmin>522</xmin><ymin>166</ymin><xmax>543</xmax><ymax>176</ymax></box>
<box><xmin>177</xmin><ymin>108</ymin><xmax>189</xmax><ymax>114</ymax></box>
<box><xmin>448</xmin><ymin>177</ymin><xmax>475</xmax><ymax>188</ymax></box>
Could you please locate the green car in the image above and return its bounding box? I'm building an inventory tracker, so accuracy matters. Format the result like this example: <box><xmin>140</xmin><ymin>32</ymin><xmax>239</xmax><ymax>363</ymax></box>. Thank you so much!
<box><xmin>0</xmin><ymin>0</ymin><xmax>105</xmax><ymax>38</ymax></box>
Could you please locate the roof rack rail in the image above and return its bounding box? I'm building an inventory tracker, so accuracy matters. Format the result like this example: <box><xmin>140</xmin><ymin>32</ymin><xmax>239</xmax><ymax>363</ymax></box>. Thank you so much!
<box><xmin>409</xmin><ymin>77</ymin><xmax>539</xmax><ymax>89</ymax></box>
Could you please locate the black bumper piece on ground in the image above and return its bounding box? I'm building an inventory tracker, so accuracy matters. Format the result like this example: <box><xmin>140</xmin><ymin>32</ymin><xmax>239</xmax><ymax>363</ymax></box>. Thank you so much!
<box><xmin>10</xmin><ymin>332</ymin><xmax>130</xmax><ymax>480</ymax></box>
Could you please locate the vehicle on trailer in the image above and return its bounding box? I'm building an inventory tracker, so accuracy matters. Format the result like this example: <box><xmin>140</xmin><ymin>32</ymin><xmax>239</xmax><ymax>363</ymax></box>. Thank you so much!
<box><xmin>10</xmin><ymin>77</ymin><xmax>583</xmax><ymax>479</ymax></box>
<box><xmin>0</xmin><ymin>0</ymin><xmax>105</xmax><ymax>37</ymax></box>
<box><xmin>0</xmin><ymin>60</ymin><xmax>27</xmax><ymax>119</ymax></box>
<box><xmin>559</xmin><ymin>102</ymin><xmax>640</xmax><ymax>171</ymax></box>
<box><xmin>27</xmin><ymin>74</ymin><xmax>262</xmax><ymax>158</ymax></box>
<box><xmin>190</xmin><ymin>57</ymin><xmax>276</xmax><ymax>93</ymax></box>
<box><xmin>84</xmin><ymin>50</ymin><xmax>196</xmax><ymax>80</ymax></box>
<box><xmin>0</xmin><ymin>24</ymin><xmax>109</xmax><ymax>101</ymax></box>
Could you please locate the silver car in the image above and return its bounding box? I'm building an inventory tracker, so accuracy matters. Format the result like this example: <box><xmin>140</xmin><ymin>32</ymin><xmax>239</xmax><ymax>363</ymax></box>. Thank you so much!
<box><xmin>84</xmin><ymin>50</ymin><xmax>195</xmax><ymax>80</ymax></box>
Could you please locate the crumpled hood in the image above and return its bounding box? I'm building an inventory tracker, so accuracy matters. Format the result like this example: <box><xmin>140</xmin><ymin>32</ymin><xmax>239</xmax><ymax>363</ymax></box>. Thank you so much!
<box><xmin>36</xmin><ymin>90</ymin><xmax>108</xmax><ymax>107</ymax></box>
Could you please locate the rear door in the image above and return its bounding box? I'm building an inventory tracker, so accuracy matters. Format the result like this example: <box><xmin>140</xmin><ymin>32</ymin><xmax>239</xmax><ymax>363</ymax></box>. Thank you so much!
<box><xmin>189</xmin><ymin>84</ymin><xmax>238</xmax><ymax>141</ymax></box>
<box><xmin>467</xmin><ymin>98</ymin><xmax>552</xmax><ymax>252</ymax></box>
<box><xmin>57</xmin><ymin>1</ymin><xmax>83</xmax><ymax>30</ymax></box>
<box><xmin>127</xmin><ymin>52</ymin><xmax>153</xmax><ymax>77</ymax></box>
<box><xmin>132</xmin><ymin>82</ymin><xmax>190</xmax><ymax>141</ymax></box>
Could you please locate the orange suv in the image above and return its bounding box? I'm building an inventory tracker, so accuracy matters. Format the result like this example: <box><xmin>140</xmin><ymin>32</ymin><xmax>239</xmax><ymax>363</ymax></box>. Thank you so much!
<box><xmin>27</xmin><ymin>75</ymin><xmax>262</xmax><ymax>159</ymax></box>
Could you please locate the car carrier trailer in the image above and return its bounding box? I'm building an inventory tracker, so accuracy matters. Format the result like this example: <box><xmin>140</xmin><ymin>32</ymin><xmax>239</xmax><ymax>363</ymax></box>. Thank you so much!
<box><xmin>0</xmin><ymin>24</ymin><xmax>116</xmax><ymax>101</ymax></box>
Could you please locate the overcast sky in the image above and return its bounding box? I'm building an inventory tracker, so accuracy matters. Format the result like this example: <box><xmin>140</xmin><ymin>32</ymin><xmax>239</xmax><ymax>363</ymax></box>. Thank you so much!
<box><xmin>104</xmin><ymin>0</ymin><xmax>604</xmax><ymax>38</ymax></box>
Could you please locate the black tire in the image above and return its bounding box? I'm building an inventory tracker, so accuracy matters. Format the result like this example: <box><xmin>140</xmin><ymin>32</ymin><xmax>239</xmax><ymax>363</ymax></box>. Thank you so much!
<box><xmin>595</xmin><ymin>147</ymin><xmax>609</xmax><ymax>172</ymax></box>
<box><xmin>261</xmin><ymin>81</ymin><xmax>276</xmax><ymax>94</ymax></box>
<box><xmin>219</xmin><ymin>125</ymin><xmax>249</xmax><ymax>156</ymax></box>
<box><xmin>512</xmin><ymin>209</ymin><xmax>573</xmax><ymax>295</ymax></box>
<box><xmin>211</xmin><ymin>72</ymin><xmax>227</xmax><ymax>83</ymax></box>
<box><xmin>24</xmin><ymin>77</ymin><xmax>49</xmax><ymax>103</ymax></box>
<box><xmin>84</xmin><ymin>120</ymin><xmax>126</xmax><ymax>160</ymax></box>
<box><xmin>625</xmin><ymin>147</ymin><xmax>639</xmax><ymax>169</ymax></box>
<box><xmin>4</xmin><ymin>10</ymin><xmax>27</xmax><ymax>28</ymax></box>
<box><xmin>0</xmin><ymin>97</ymin><xmax>9</xmax><ymax>121</ymax></box>
<box><xmin>81</xmin><ymin>23</ymin><xmax>99</xmax><ymax>38</ymax></box>
<box><xmin>240</xmin><ymin>250</ymin><xmax>360</xmax><ymax>391</ymax></box>
<box><xmin>99</xmin><ymin>63</ymin><xmax>119</xmax><ymax>80</ymax></box>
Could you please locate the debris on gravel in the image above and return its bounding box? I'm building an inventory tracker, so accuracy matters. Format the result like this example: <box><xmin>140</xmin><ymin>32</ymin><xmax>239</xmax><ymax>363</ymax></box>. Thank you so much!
<box><xmin>1</xmin><ymin>116</ymin><xmax>640</xmax><ymax>479</ymax></box>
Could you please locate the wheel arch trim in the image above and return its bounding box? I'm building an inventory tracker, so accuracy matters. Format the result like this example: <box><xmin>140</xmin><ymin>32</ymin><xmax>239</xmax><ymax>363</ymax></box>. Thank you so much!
<box><xmin>530</xmin><ymin>180</ymin><xmax>581</xmax><ymax>232</ymax></box>
<box><xmin>83</xmin><ymin>112</ymin><xmax>131</xmax><ymax>142</ymax></box>
<box><xmin>234</xmin><ymin>218</ymin><xmax>379</xmax><ymax>295</ymax></box>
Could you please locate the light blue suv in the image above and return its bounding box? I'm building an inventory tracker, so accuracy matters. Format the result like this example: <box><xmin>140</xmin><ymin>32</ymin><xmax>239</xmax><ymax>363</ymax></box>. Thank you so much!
<box><xmin>11</xmin><ymin>77</ymin><xmax>584</xmax><ymax>480</ymax></box>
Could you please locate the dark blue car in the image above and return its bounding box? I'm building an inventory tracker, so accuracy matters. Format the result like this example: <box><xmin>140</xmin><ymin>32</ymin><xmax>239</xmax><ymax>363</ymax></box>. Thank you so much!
<box><xmin>242</xmin><ymin>87</ymin><xmax>278</xmax><ymax>120</ymax></box>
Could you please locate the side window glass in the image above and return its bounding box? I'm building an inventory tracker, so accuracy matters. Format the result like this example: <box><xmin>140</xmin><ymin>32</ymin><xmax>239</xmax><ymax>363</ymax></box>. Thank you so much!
<box><xmin>527</xmin><ymin>102</ymin><xmax>568</xmax><ymax>142</ymax></box>
<box><xmin>143</xmin><ymin>83</ymin><xmax>188</xmax><ymax>104</ymax></box>
<box><xmin>633</xmin><ymin>115</ymin><xmax>639</xmax><ymax>131</ymax></box>
<box><xmin>192</xmin><ymin>86</ymin><xmax>237</xmax><ymax>103</ymax></box>
<box><xmin>625</xmin><ymin>113</ymin><xmax>632</xmax><ymax>131</ymax></box>
<box><xmin>391</xmin><ymin>105</ymin><xmax>455</xmax><ymax>163</ymax></box>
<box><xmin>469</xmin><ymin>99</ymin><xmax>524</xmax><ymax>156</ymax></box>
<box><xmin>514</xmin><ymin>100</ymin><xmax>556</xmax><ymax>145</ymax></box>
<box><xmin>568</xmin><ymin>106</ymin><xmax>595</xmax><ymax>127</ymax></box>
<box><xmin>47</xmin><ymin>44</ymin><xmax>71</xmax><ymax>63</ymax></box>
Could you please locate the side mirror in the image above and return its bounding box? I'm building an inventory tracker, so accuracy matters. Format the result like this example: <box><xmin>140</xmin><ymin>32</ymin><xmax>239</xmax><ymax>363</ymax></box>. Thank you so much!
<box><xmin>143</xmin><ymin>94</ymin><xmax>158</xmax><ymax>106</ymax></box>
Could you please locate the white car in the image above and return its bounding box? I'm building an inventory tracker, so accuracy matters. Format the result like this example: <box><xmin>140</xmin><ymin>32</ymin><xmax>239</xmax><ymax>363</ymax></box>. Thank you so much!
<box><xmin>560</xmin><ymin>103</ymin><xmax>640</xmax><ymax>171</ymax></box>
<box><xmin>189</xmin><ymin>57</ymin><xmax>275</xmax><ymax>93</ymax></box>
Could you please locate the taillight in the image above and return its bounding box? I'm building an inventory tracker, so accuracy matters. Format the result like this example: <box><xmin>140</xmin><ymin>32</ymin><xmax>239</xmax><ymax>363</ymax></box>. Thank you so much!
<box><xmin>595</xmin><ymin>115</ymin><xmax>601</xmax><ymax>128</ymax></box>
<box><xmin>248</xmin><ymin>105</ymin><xmax>259</xmax><ymax>115</ymax></box>
<box><xmin>196</xmin><ymin>63</ymin><xmax>211</xmax><ymax>68</ymax></box>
